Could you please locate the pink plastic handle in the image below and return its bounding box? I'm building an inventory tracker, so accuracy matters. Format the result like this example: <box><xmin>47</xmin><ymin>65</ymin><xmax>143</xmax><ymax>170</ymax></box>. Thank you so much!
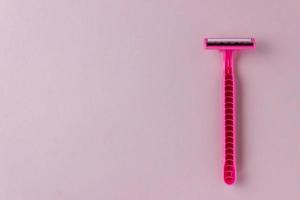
<box><xmin>223</xmin><ymin>50</ymin><xmax>236</xmax><ymax>185</ymax></box>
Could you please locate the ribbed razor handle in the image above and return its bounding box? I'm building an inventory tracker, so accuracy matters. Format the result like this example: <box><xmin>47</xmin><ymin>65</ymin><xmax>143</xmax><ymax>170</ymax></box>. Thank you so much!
<box><xmin>223</xmin><ymin>51</ymin><xmax>236</xmax><ymax>185</ymax></box>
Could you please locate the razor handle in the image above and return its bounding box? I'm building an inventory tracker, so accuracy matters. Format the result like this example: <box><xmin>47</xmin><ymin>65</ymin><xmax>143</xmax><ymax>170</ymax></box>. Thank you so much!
<box><xmin>223</xmin><ymin>51</ymin><xmax>236</xmax><ymax>185</ymax></box>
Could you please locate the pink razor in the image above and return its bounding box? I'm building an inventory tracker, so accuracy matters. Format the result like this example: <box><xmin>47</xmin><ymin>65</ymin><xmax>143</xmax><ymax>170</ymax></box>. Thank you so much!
<box><xmin>204</xmin><ymin>38</ymin><xmax>255</xmax><ymax>185</ymax></box>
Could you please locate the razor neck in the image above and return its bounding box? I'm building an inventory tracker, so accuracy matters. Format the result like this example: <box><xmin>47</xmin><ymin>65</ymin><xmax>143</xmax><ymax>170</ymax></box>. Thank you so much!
<box><xmin>223</xmin><ymin>51</ymin><xmax>234</xmax><ymax>75</ymax></box>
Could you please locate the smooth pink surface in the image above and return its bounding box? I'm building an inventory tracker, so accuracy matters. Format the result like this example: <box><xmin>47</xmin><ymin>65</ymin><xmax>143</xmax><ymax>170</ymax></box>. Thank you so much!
<box><xmin>0</xmin><ymin>0</ymin><xmax>300</xmax><ymax>199</ymax></box>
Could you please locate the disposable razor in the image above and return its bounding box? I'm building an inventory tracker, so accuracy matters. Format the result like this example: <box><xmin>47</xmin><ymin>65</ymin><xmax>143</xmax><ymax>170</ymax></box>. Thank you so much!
<box><xmin>204</xmin><ymin>38</ymin><xmax>255</xmax><ymax>185</ymax></box>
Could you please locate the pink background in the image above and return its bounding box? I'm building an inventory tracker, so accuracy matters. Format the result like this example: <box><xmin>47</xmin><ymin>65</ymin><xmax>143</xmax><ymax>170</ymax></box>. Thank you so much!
<box><xmin>0</xmin><ymin>0</ymin><xmax>300</xmax><ymax>199</ymax></box>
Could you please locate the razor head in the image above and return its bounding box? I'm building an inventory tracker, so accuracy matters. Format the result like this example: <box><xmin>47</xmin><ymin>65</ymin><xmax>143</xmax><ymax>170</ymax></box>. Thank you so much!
<box><xmin>204</xmin><ymin>38</ymin><xmax>255</xmax><ymax>50</ymax></box>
